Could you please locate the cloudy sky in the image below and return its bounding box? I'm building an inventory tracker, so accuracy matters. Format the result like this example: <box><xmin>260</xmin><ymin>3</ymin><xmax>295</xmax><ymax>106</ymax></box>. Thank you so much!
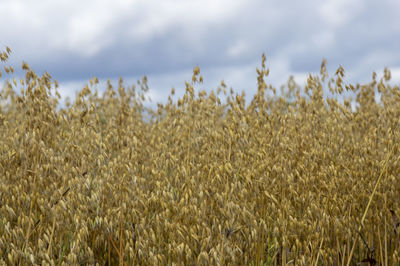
<box><xmin>1</xmin><ymin>0</ymin><xmax>399</xmax><ymax>107</ymax></box>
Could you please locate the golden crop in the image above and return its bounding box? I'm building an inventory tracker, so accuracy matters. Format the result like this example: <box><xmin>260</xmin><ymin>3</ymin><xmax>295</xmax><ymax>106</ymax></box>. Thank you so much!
<box><xmin>0</xmin><ymin>47</ymin><xmax>399</xmax><ymax>265</ymax></box>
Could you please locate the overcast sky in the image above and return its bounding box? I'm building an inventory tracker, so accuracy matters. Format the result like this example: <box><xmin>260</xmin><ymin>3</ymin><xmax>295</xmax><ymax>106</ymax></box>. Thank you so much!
<box><xmin>1</xmin><ymin>0</ymin><xmax>399</xmax><ymax>107</ymax></box>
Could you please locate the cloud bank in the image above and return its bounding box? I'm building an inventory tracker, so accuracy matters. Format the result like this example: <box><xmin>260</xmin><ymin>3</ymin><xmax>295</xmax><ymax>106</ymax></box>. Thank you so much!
<box><xmin>1</xmin><ymin>0</ymin><xmax>399</xmax><ymax>106</ymax></box>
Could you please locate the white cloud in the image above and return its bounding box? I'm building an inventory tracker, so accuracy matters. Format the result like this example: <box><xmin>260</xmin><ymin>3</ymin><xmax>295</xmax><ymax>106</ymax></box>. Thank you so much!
<box><xmin>390</xmin><ymin>67</ymin><xmax>400</xmax><ymax>84</ymax></box>
<box><xmin>1</xmin><ymin>0</ymin><xmax>247</xmax><ymax>59</ymax></box>
<box><xmin>124</xmin><ymin>0</ymin><xmax>247</xmax><ymax>51</ymax></box>
<box><xmin>62</xmin><ymin>4</ymin><xmax>117</xmax><ymax>56</ymax></box>
<box><xmin>226</xmin><ymin>41</ymin><xmax>248</xmax><ymax>58</ymax></box>
<box><xmin>311</xmin><ymin>31</ymin><xmax>335</xmax><ymax>48</ymax></box>
<box><xmin>1</xmin><ymin>0</ymin><xmax>399</xmax><ymax>109</ymax></box>
<box><xmin>318</xmin><ymin>0</ymin><xmax>365</xmax><ymax>28</ymax></box>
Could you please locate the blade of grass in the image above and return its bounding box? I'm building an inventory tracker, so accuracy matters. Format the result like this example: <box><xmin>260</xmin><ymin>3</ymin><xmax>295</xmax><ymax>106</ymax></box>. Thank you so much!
<box><xmin>314</xmin><ymin>229</ymin><xmax>324</xmax><ymax>266</ymax></box>
<box><xmin>346</xmin><ymin>144</ymin><xmax>395</xmax><ymax>266</ymax></box>
<box><xmin>385</xmin><ymin>195</ymin><xmax>388</xmax><ymax>266</ymax></box>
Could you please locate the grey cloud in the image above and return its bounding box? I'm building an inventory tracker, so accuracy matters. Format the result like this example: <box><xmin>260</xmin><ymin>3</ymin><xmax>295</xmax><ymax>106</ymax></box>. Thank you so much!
<box><xmin>1</xmin><ymin>0</ymin><xmax>399</xmax><ymax>104</ymax></box>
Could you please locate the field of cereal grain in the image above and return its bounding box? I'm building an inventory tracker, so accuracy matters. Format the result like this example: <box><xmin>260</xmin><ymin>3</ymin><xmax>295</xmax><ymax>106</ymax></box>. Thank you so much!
<box><xmin>0</xmin><ymin>47</ymin><xmax>399</xmax><ymax>265</ymax></box>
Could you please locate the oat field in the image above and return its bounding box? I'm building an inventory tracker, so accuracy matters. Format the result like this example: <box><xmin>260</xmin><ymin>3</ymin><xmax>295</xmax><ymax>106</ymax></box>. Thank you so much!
<box><xmin>0</xmin><ymin>47</ymin><xmax>399</xmax><ymax>265</ymax></box>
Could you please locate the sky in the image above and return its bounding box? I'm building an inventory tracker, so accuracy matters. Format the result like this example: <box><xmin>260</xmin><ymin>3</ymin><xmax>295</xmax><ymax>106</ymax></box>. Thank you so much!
<box><xmin>1</xmin><ymin>0</ymin><xmax>399</xmax><ymax>108</ymax></box>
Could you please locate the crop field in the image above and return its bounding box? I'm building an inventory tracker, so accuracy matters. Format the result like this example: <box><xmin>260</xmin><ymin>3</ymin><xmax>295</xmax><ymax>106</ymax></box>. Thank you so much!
<box><xmin>0</xmin><ymin>47</ymin><xmax>399</xmax><ymax>265</ymax></box>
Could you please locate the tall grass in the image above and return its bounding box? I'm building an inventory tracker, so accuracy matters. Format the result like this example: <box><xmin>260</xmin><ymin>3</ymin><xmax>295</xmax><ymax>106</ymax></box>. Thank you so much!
<box><xmin>0</xmin><ymin>47</ymin><xmax>399</xmax><ymax>265</ymax></box>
